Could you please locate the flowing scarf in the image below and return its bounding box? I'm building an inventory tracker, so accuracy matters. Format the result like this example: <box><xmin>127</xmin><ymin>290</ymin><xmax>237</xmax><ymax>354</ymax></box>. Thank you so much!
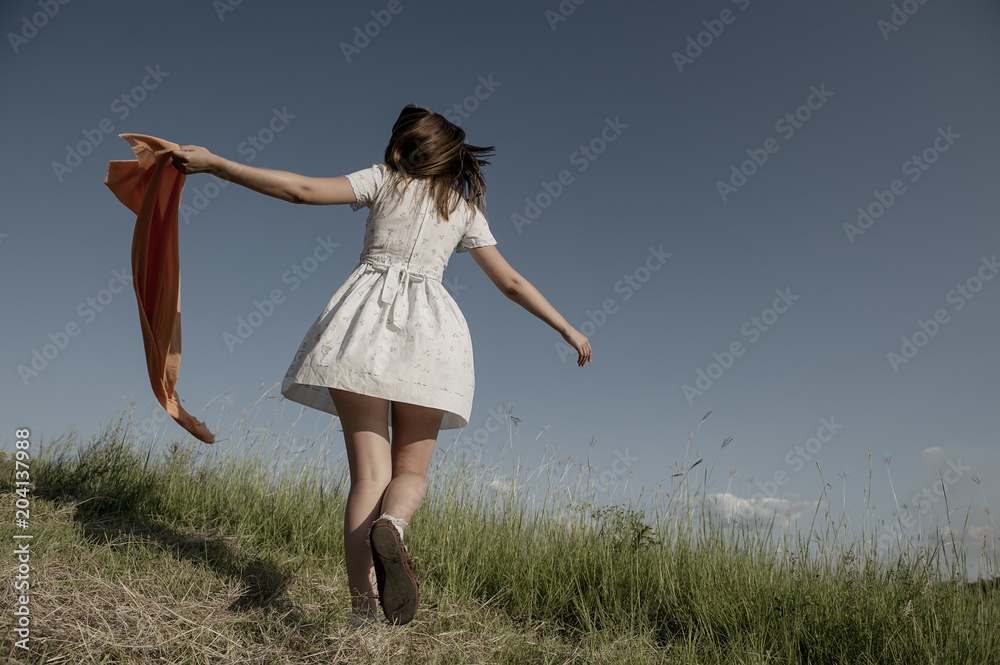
<box><xmin>105</xmin><ymin>134</ymin><xmax>215</xmax><ymax>443</ymax></box>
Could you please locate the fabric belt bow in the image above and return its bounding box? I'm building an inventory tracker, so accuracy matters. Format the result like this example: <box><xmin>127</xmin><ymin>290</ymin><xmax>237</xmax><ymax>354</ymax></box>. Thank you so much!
<box><xmin>372</xmin><ymin>262</ymin><xmax>426</xmax><ymax>330</ymax></box>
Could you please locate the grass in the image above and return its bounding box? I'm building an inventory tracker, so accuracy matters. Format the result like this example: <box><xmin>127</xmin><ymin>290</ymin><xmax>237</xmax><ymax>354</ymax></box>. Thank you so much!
<box><xmin>2</xmin><ymin>401</ymin><xmax>998</xmax><ymax>664</ymax></box>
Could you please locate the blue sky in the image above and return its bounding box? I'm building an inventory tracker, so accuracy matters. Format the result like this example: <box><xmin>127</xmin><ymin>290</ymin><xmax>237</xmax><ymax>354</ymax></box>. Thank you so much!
<box><xmin>3</xmin><ymin>0</ymin><xmax>1000</xmax><ymax>573</ymax></box>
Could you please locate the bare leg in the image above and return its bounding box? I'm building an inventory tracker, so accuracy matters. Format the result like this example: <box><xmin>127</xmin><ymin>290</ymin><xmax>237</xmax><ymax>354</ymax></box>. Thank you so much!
<box><xmin>328</xmin><ymin>387</ymin><xmax>392</xmax><ymax>614</ymax></box>
<box><xmin>380</xmin><ymin>400</ymin><xmax>445</xmax><ymax>527</ymax></box>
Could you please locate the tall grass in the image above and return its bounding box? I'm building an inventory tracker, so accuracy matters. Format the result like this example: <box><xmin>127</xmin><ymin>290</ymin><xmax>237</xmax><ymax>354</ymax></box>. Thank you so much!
<box><xmin>413</xmin><ymin>411</ymin><xmax>1000</xmax><ymax>663</ymax></box>
<box><xmin>3</xmin><ymin>397</ymin><xmax>998</xmax><ymax>664</ymax></box>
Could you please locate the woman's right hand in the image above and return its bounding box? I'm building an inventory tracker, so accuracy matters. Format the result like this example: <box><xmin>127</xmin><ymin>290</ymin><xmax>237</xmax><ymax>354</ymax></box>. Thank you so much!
<box><xmin>561</xmin><ymin>327</ymin><xmax>592</xmax><ymax>367</ymax></box>
<box><xmin>170</xmin><ymin>145</ymin><xmax>219</xmax><ymax>175</ymax></box>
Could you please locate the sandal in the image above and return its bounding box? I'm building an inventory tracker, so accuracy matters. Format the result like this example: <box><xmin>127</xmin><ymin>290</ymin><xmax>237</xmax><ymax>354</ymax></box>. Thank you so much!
<box><xmin>369</xmin><ymin>515</ymin><xmax>419</xmax><ymax>625</ymax></box>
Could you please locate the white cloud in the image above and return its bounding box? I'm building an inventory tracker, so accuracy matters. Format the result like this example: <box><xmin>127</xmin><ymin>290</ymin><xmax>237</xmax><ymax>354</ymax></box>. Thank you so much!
<box><xmin>940</xmin><ymin>523</ymin><xmax>1000</xmax><ymax>543</ymax></box>
<box><xmin>487</xmin><ymin>478</ymin><xmax>512</xmax><ymax>495</ymax></box>
<box><xmin>701</xmin><ymin>492</ymin><xmax>819</xmax><ymax>527</ymax></box>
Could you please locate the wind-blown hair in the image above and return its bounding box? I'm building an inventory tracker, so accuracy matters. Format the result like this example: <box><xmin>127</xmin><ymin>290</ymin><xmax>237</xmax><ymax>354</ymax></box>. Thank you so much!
<box><xmin>383</xmin><ymin>104</ymin><xmax>495</xmax><ymax>222</ymax></box>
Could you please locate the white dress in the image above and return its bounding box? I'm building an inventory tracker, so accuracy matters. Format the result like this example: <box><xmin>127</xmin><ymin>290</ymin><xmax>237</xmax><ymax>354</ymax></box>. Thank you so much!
<box><xmin>280</xmin><ymin>163</ymin><xmax>497</xmax><ymax>430</ymax></box>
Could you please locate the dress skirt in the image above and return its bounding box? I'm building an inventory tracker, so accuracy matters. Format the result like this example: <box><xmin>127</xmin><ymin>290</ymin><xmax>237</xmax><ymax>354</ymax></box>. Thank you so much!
<box><xmin>280</xmin><ymin>253</ymin><xmax>475</xmax><ymax>430</ymax></box>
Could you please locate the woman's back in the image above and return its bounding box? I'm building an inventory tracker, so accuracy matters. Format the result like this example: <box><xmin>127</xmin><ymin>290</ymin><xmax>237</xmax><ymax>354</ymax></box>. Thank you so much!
<box><xmin>346</xmin><ymin>163</ymin><xmax>497</xmax><ymax>281</ymax></box>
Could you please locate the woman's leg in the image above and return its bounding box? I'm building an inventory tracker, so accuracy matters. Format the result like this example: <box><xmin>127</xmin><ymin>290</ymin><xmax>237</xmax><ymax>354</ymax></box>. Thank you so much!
<box><xmin>328</xmin><ymin>387</ymin><xmax>392</xmax><ymax>614</ymax></box>
<box><xmin>380</xmin><ymin>400</ymin><xmax>446</xmax><ymax>526</ymax></box>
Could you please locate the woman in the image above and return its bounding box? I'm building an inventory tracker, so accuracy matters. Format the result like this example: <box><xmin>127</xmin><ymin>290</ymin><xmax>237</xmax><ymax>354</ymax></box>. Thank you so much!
<box><xmin>170</xmin><ymin>104</ymin><xmax>592</xmax><ymax>626</ymax></box>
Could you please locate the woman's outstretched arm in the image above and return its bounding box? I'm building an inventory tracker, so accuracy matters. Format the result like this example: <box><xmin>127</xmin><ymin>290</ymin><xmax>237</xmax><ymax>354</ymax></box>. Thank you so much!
<box><xmin>170</xmin><ymin>145</ymin><xmax>357</xmax><ymax>206</ymax></box>
<box><xmin>469</xmin><ymin>245</ymin><xmax>592</xmax><ymax>367</ymax></box>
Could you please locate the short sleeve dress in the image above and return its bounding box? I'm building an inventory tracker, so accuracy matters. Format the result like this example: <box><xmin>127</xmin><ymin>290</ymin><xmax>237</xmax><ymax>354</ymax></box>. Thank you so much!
<box><xmin>280</xmin><ymin>163</ymin><xmax>497</xmax><ymax>430</ymax></box>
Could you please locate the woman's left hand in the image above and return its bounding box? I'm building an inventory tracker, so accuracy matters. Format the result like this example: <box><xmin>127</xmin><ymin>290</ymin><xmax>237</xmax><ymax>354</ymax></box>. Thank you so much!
<box><xmin>170</xmin><ymin>145</ymin><xmax>218</xmax><ymax>175</ymax></box>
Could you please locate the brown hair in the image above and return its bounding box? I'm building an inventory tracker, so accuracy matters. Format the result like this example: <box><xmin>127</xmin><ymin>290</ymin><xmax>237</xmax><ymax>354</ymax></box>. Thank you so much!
<box><xmin>383</xmin><ymin>104</ymin><xmax>495</xmax><ymax>222</ymax></box>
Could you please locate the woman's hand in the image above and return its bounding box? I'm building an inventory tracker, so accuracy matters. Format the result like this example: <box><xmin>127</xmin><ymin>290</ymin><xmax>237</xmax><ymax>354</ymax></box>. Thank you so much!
<box><xmin>170</xmin><ymin>145</ymin><xmax>218</xmax><ymax>175</ymax></box>
<box><xmin>561</xmin><ymin>327</ymin><xmax>592</xmax><ymax>367</ymax></box>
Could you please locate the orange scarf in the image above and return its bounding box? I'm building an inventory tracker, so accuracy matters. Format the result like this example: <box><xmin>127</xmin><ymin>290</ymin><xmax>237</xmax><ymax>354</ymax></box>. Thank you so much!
<box><xmin>105</xmin><ymin>134</ymin><xmax>215</xmax><ymax>443</ymax></box>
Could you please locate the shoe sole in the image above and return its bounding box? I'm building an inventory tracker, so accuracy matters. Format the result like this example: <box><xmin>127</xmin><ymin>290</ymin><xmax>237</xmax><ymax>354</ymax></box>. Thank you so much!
<box><xmin>370</xmin><ymin>524</ymin><xmax>418</xmax><ymax>625</ymax></box>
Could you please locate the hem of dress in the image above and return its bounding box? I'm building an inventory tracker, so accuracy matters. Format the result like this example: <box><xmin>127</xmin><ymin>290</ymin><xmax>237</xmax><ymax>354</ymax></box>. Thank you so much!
<box><xmin>280</xmin><ymin>365</ymin><xmax>471</xmax><ymax>430</ymax></box>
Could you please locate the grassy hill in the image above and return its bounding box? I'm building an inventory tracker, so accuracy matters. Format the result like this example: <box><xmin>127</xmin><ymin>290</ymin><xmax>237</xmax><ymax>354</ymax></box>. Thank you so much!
<box><xmin>2</xmin><ymin>410</ymin><xmax>998</xmax><ymax>664</ymax></box>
